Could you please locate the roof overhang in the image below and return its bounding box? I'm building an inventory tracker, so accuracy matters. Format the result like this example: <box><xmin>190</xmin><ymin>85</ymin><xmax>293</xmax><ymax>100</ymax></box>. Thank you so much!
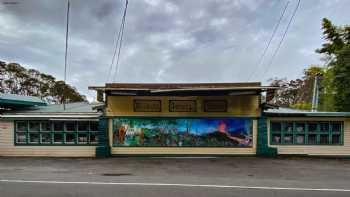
<box><xmin>89</xmin><ymin>83</ymin><xmax>279</xmax><ymax>96</ymax></box>
<box><xmin>0</xmin><ymin>113</ymin><xmax>102</xmax><ymax>120</ymax></box>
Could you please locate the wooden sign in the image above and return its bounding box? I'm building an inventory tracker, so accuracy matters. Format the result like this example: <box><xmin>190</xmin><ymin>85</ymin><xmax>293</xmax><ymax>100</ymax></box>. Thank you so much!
<box><xmin>169</xmin><ymin>100</ymin><xmax>196</xmax><ymax>112</ymax></box>
<box><xmin>204</xmin><ymin>100</ymin><xmax>227</xmax><ymax>112</ymax></box>
<box><xmin>133</xmin><ymin>100</ymin><xmax>161</xmax><ymax>112</ymax></box>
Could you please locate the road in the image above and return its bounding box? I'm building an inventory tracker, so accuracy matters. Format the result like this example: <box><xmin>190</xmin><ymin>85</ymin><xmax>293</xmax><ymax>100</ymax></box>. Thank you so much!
<box><xmin>0</xmin><ymin>157</ymin><xmax>350</xmax><ymax>196</ymax></box>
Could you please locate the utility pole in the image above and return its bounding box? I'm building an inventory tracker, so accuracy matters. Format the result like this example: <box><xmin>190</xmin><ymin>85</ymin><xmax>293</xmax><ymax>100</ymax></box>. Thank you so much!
<box><xmin>63</xmin><ymin>0</ymin><xmax>70</xmax><ymax>110</ymax></box>
<box><xmin>311</xmin><ymin>74</ymin><xmax>320</xmax><ymax>112</ymax></box>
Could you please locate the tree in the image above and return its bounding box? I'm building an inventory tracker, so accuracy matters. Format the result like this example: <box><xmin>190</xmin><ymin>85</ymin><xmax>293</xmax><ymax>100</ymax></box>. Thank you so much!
<box><xmin>269</xmin><ymin>66</ymin><xmax>324</xmax><ymax>110</ymax></box>
<box><xmin>0</xmin><ymin>61</ymin><xmax>86</xmax><ymax>104</ymax></box>
<box><xmin>317</xmin><ymin>18</ymin><xmax>350</xmax><ymax>111</ymax></box>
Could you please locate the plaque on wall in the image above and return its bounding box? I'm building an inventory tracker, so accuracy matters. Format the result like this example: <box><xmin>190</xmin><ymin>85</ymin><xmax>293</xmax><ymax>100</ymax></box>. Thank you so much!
<box><xmin>133</xmin><ymin>100</ymin><xmax>161</xmax><ymax>112</ymax></box>
<box><xmin>169</xmin><ymin>100</ymin><xmax>197</xmax><ymax>112</ymax></box>
<box><xmin>204</xmin><ymin>100</ymin><xmax>227</xmax><ymax>112</ymax></box>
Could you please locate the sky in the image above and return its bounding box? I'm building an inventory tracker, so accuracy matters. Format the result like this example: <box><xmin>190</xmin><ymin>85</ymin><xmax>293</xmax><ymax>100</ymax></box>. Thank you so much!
<box><xmin>0</xmin><ymin>0</ymin><xmax>349</xmax><ymax>101</ymax></box>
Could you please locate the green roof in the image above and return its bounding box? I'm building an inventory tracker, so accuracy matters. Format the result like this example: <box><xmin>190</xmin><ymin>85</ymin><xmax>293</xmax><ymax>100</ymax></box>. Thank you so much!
<box><xmin>0</xmin><ymin>93</ymin><xmax>46</xmax><ymax>108</ymax></box>
<box><xmin>264</xmin><ymin>107</ymin><xmax>350</xmax><ymax>117</ymax></box>
<box><xmin>6</xmin><ymin>102</ymin><xmax>98</xmax><ymax>114</ymax></box>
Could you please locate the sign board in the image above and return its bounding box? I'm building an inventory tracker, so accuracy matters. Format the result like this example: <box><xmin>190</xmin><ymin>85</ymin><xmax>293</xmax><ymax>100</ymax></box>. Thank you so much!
<box><xmin>204</xmin><ymin>100</ymin><xmax>227</xmax><ymax>112</ymax></box>
<box><xmin>133</xmin><ymin>100</ymin><xmax>161</xmax><ymax>112</ymax></box>
<box><xmin>169</xmin><ymin>100</ymin><xmax>196</xmax><ymax>112</ymax></box>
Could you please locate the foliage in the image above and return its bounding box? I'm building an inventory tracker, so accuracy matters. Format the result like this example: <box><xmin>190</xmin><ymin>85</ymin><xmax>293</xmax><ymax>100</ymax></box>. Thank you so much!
<box><xmin>269</xmin><ymin>66</ymin><xmax>324</xmax><ymax>110</ymax></box>
<box><xmin>0</xmin><ymin>61</ymin><xmax>86</xmax><ymax>104</ymax></box>
<box><xmin>270</xmin><ymin>18</ymin><xmax>350</xmax><ymax>112</ymax></box>
<box><xmin>316</xmin><ymin>18</ymin><xmax>350</xmax><ymax>111</ymax></box>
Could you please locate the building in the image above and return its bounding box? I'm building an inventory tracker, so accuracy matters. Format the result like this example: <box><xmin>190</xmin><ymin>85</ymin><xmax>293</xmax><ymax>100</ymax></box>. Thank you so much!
<box><xmin>0</xmin><ymin>83</ymin><xmax>349</xmax><ymax>157</ymax></box>
<box><xmin>0</xmin><ymin>94</ymin><xmax>101</xmax><ymax>157</ymax></box>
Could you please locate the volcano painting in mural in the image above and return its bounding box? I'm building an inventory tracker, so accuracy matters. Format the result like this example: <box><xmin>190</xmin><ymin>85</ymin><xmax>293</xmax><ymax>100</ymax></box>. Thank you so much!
<box><xmin>112</xmin><ymin>118</ymin><xmax>252</xmax><ymax>147</ymax></box>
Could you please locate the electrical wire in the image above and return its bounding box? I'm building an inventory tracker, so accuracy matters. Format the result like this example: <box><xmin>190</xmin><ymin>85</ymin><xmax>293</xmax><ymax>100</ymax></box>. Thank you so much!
<box><xmin>112</xmin><ymin>0</ymin><xmax>128</xmax><ymax>82</ymax></box>
<box><xmin>108</xmin><ymin>0</ymin><xmax>128</xmax><ymax>83</ymax></box>
<box><xmin>247</xmin><ymin>1</ymin><xmax>290</xmax><ymax>81</ymax></box>
<box><xmin>106</xmin><ymin>0</ymin><xmax>128</xmax><ymax>83</ymax></box>
<box><xmin>260</xmin><ymin>0</ymin><xmax>301</xmax><ymax>80</ymax></box>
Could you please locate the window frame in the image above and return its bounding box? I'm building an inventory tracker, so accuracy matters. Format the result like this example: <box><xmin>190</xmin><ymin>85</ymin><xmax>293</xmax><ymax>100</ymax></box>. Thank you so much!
<box><xmin>270</xmin><ymin>121</ymin><xmax>343</xmax><ymax>146</ymax></box>
<box><xmin>14</xmin><ymin>120</ymin><xmax>99</xmax><ymax>146</ymax></box>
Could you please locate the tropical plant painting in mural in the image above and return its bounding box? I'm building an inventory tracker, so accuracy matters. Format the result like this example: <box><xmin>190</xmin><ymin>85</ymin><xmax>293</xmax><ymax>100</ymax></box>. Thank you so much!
<box><xmin>112</xmin><ymin>118</ymin><xmax>252</xmax><ymax>147</ymax></box>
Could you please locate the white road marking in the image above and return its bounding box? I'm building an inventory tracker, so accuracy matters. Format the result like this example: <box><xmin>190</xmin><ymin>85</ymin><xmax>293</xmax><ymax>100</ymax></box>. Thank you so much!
<box><xmin>0</xmin><ymin>179</ymin><xmax>349</xmax><ymax>192</ymax></box>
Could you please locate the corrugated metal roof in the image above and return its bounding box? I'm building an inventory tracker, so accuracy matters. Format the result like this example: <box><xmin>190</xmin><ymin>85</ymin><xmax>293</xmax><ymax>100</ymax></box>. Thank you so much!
<box><xmin>89</xmin><ymin>82</ymin><xmax>279</xmax><ymax>91</ymax></box>
<box><xmin>3</xmin><ymin>102</ymin><xmax>99</xmax><ymax>114</ymax></box>
<box><xmin>1</xmin><ymin>102</ymin><xmax>102</xmax><ymax>119</ymax></box>
<box><xmin>264</xmin><ymin>107</ymin><xmax>350</xmax><ymax>117</ymax></box>
<box><xmin>0</xmin><ymin>93</ymin><xmax>46</xmax><ymax>106</ymax></box>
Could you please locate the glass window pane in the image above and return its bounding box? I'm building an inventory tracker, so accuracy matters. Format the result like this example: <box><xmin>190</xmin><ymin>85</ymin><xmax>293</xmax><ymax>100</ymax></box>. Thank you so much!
<box><xmin>29</xmin><ymin>133</ymin><xmax>39</xmax><ymax>144</ymax></box>
<box><xmin>41</xmin><ymin>133</ymin><xmax>51</xmax><ymax>144</ymax></box>
<box><xmin>271</xmin><ymin>134</ymin><xmax>281</xmax><ymax>144</ymax></box>
<box><xmin>331</xmin><ymin>122</ymin><xmax>341</xmax><ymax>133</ymax></box>
<box><xmin>320</xmin><ymin>134</ymin><xmax>329</xmax><ymax>144</ymax></box>
<box><xmin>78</xmin><ymin>122</ymin><xmax>89</xmax><ymax>131</ymax></box>
<box><xmin>16</xmin><ymin>133</ymin><xmax>26</xmax><ymax>144</ymax></box>
<box><xmin>89</xmin><ymin>133</ymin><xmax>98</xmax><ymax>144</ymax></box>
<box><xmin>17</xmin><ymin>122</ymin><xmax>27</xmax><ymax>132</ymax></box>
<box><xmin>332</xmin><ymin>134</ymin><xmax>341</xmax><ymax>144</ymax></box>
<box><xmin>78</xmin><ymin>133</ymin><xmax>88</xmax><ymax>144</ymax></box>
<box><xmin>90</xmin><ymin>122</ymin><xmax>99</xmax><ymax>131</ymax></box>
<box><xmin>53</xmin><ymin>133</ymin><xmax>63</xmax><ymax>143</ymax></box>
<box><xmin>283</xmin><ymin>134</ymin><xmax>293</xmax><ymax>144</ymax></box>
<box><xmin>295</xmin><ymin>135</ymin><xmax>305</xmax><ymax>144</ymax></box>
<box><xmin>53</xmin><ymin>122</ymin><xmax>64</xmax><ymax>132</ymax></box>
<box><xmin>308</xmin><ymin>134</ymin><xmax>317</xmax><ymax>144</ymax></box>
<box><xmin>65</xmin><ymin>122</ymin><xmax>76</xmax><ymax>132</ymax></box>
<box><xmin>41</xmin><ymin>122</ymin><xmax>51</xmax><ymax>131</ymax></box>
<box><xmin>295</xmin><ymin>122</ymin><xmax>305</xmax><ymax>133</ymax></box>
<box><xmin>308</xmin><ymin>122</ymin><xmax>318</xmax><ymax>132</ymax></box>
<box><xmin>29</xmin><ymin>122</ymin><xmax>40</xmax><ymax>131</ymax></box>
<box><xmin>65</xmin><ymin>133</ymin><xmax>76</xmax><ymax>144</ymax></box>
<box><xmin>283</xmin><ymin>122</ymin><xmax>293</xmax><ymax>132</ymax></box>
<box><xmin>320</xmin><ymin>122</ymin><xmax>329</xmax><ymax>132</ymax></box>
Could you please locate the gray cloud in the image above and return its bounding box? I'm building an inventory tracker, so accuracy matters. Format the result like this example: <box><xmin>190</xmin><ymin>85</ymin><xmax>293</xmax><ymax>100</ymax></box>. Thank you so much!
<box><xmin>0</xmin><ymin>0</ymin><xmax>349</xmax><ymax>101</ymax></box>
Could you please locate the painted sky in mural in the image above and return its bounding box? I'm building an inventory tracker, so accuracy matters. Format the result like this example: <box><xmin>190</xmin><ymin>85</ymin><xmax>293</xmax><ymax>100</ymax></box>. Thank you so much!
<box><xmin>113</xmin><ymin>118</ymin><xmax>252</xmax><ymax>147</ymax></box>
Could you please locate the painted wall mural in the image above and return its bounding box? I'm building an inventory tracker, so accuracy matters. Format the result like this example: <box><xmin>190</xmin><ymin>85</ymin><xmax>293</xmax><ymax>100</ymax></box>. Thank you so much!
<box><xmin>112</xmin><ymin>118</ymin><xmax>253</xmax><ymax>147</ymax></box>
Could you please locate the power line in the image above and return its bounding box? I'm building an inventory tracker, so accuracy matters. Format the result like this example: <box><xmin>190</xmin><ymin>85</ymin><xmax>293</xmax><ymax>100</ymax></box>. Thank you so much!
<box><xmin>106</xmin><ymin>0</ymin><xmax>126</xmax><ymax>83</ymax></box>
<box><xmin>112</xmin><ymin>0</ymin><xmax>128</xmax><ymax>82</ymax></box>
<box><xmin>63</xmin><ymin>0</ymin><xmax>70</xmax><ymax>110</ymax></box>
<box><xmin>260</xmin><ymin>0</ymin><xmax>301</xmax><ymax>80</ymax></box>
<box><xmin>247</xmin><ymin>1</ymin><xmax>290</xmax><ymax>81</ymax></box>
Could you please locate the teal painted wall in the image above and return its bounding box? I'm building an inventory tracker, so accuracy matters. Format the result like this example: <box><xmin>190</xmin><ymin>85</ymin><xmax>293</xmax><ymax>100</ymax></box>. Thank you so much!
<box><xmin>96</xmin><ymin>117</ymin><xmax>110</xmax><ymax>157</ymax></box>
<box><xmin>256</xmin><ymin>116</ymin><xmax>277</xmax><ymax>157</ymax></box>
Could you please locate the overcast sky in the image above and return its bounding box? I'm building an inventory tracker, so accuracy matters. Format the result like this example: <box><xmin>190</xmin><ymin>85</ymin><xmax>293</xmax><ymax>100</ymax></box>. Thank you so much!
<box><xmin>0</xmin><ymin>0</ymin><xmax>349</xmax><ymax>101</ymax></box>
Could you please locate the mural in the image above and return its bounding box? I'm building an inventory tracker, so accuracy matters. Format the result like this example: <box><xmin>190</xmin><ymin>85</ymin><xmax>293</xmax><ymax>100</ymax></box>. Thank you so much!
<box><xmin>112</xmin><ymin>118</ymin><xmax>253</xmax><ymax>147</ymax></box>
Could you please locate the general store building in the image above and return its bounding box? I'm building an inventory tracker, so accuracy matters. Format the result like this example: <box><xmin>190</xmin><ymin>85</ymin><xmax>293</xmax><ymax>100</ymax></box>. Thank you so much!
<box><xmin>0</xmin><ymin>83</ymin><xmax>349</xmax><ymax>157</ymax></box>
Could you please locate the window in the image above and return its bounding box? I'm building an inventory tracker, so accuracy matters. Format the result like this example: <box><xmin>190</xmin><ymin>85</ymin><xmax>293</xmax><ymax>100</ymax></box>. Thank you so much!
<box><xmin>54</xmin><ymin>122</ymin><xmax>64</xmax><ymax>132</ymax></box>
<box><xmin>90</xmin><ymin>121</ymin><xmax>99</xmax><ymax>131</ymax></box>
<box><xmin>65</xmin><ymin>122</ymin><xmax>76</xmax><ymax>132</ymax></box>
<box><xmin>41</xmin><ymin>133</ymin><xmax>51</xmax><ymax>144</ymax></box>
<box><xmin>41</xmin><ymin>122</ymin><xmax>51</xmax><ymax>132</ymax></box>
<box><xmin>78</xmin><ymin>122</ymin><xmax>89</xmax><ymax>131</ymax></box>
<box><xmin>29</xmin><ymin>122</ymin><xmax>40</xmax><ymax>132</ymax></box>
<box><xmin>270</xmin><ymin>121</ymin><xmax>343</xmax><ymax>145</ymax></box>
<box><xmin>15</xmin><ymin>121</ymin><xmax>99</xmax><ymax>145</ymax></box>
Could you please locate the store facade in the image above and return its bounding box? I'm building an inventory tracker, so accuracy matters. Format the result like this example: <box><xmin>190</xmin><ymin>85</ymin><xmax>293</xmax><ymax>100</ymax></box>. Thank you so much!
<box><xmin>1</xmin><ymin>83</ymin><xmax>350</xmax><ymax>157</ymax></box>
<box><xmin>91</xmin><ymin>83</ymin><xmax>276</xmax><ymax>156</ymax></box>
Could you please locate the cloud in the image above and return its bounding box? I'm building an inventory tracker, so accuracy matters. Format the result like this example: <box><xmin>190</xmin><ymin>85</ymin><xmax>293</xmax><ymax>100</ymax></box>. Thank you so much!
<box><xmin>0</xmin><ymin>0</ymin><xmax>350</xmax><ymax>101</ymax></box>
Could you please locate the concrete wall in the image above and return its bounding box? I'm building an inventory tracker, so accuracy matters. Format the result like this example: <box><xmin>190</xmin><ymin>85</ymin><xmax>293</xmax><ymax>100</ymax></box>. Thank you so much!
<box><xmin>267</xmin><ymin>117</ymin><xmax>350</xmax><ymax>156</ymax></box>
<box><xmin>0</xmin><ymin>120</ymin><xmax>96</xmax><ymax>157</ymax></box>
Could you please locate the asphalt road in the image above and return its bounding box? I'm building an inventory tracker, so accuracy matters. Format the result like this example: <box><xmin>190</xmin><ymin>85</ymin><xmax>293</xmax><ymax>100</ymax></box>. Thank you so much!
<box><xmin>1</xmin><ymin>157</ymin><xmax>350</xmax><ymax>197</ymax></box>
